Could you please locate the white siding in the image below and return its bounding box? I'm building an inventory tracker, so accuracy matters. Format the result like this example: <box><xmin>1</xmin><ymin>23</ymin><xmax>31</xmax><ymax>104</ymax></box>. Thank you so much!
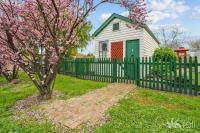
<box><xmin>143</xmin><ymin>29</ymin><xmax>160</xmax><ymax>57</ymax></box>
<box><xmin>94</xmin><ymin>18</ymin><xmax>144</xmax><ymax>58</ymax></box>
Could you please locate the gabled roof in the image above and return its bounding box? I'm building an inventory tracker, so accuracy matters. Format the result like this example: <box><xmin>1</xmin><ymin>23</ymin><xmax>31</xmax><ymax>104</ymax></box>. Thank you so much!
<box><xmin>92</xmin><ymin>13</ymin><xmax>160</xmax><ymax>44</ymax></box>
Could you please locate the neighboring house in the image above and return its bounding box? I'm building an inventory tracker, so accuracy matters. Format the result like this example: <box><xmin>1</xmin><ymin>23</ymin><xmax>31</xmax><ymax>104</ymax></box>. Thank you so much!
<box><xmin>189</xmin><ymin>49</ymin><xmax>200</xmax><ymax>63</ymax></box>
<box><xmin>92</xmin><ymin>13</ymin><xmax>160</xmax><ymax>59</ymax></box>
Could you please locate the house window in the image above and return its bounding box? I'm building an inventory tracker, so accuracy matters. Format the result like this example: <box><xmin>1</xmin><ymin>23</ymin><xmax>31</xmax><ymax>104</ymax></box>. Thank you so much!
<box><xmin>113</xmin><ymin>23</ymin><xmax>119</xmax><ymax>31</ymax></box>
<box><xmin>99</xmin><ymin>41</ymin><xmax>108</xmax><ymax>58</ymax></box>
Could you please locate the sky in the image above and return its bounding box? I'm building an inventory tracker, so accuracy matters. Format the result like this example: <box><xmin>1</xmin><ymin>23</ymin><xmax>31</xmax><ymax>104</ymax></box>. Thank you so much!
<box><xmin>80</xmin><ymin>0</ymin><xmax>200</xmax><ymax>54</ymax></box>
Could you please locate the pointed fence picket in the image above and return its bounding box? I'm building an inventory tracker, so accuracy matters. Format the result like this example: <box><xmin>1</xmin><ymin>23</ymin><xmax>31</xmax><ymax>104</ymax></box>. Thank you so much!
<box><xmin>58</xmin><ymin>56</ymin><xmax>200</xmax><ymax>96</ymax></box>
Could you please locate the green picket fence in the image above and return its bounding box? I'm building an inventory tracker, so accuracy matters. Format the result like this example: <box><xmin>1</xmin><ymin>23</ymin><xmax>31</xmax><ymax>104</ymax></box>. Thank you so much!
<box><xmin>58</xmin><ymin>56</ymin><xmax>200</xmax><ymax>96</ymax></box>
<box><xmin>139</xmin><ymin>56</ymin><xmax>199</xmax><ymax>96</ymax></box>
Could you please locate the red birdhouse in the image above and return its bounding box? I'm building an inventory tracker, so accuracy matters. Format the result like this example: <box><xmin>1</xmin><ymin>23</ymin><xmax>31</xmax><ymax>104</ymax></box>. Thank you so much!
<box><xmin>175</xmin><ymin>47</ymin><xmax>188</xmax><ymax>60</ymax></box>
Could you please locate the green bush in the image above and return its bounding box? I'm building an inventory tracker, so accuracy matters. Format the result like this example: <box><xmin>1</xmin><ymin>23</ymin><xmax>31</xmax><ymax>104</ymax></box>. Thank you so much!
<box><xmin>152</xmin><ymin>48</ymin><xmax>177</xmax><ymax>79</ymax></box>
<box><xmin>153</xmin><ymin>47</ymin><xmax>177</xmax><ymax>61</ymax></box>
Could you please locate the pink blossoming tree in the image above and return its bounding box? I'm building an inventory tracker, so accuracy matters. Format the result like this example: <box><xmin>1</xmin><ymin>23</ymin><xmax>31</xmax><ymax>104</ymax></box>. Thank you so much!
<box><xmin>0</xmin><ymin>0</ymin><xmax>147</xmax><ymax>99</ymax></box>
<box><xmin>0</xmin><ymin>46</ymin><xmax>18</xmax><ymax>82</ymax></box>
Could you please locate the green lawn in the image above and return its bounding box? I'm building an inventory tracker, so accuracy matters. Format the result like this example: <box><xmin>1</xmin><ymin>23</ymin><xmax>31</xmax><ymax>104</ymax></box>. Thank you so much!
<box><xmin>0</xmin><ymin>73</ymin><xmax>107</xmax><ymax>133</ymax></box>
<box><xmin>0</xmin><ymin>73</ymin><xmax>200</xmax><ymax>133</ymax></box>
<box><xmin>96</xmin><ymin>88</ymin><xmax>200</xmax><ymax>133</ymax></box>
<box><xmin>55</xmin><ymin>74</ymin><xmax>108</xmax><ymax>96</ymax></box>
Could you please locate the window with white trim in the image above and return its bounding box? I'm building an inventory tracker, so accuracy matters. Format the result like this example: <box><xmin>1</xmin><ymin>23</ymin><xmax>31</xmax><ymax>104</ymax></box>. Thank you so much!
<box><xmin>99</xmin><ymin>41</ymin><xmax>108</xmax><ymax>58</ymax></box>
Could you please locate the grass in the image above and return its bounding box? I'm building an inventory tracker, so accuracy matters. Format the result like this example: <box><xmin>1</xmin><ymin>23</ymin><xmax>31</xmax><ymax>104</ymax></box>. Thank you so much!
<box><xmin>96</xmin><ymin>88</ymin><xmax>200</xmax><ymax>133</ymax></box>
<box><xmin>55</xmin><ymin>74</ymin><xmax>108</xmax><ymax>96</ymax></box>
<box><xmin>0</xmin><ymin>73</ymin><xmax>107</xmax><ymax>133</ymax></box>
<box><xmin>1</xmin><ymin>72</ymin><xmax>200</xmax><ymax>133</ymax></box>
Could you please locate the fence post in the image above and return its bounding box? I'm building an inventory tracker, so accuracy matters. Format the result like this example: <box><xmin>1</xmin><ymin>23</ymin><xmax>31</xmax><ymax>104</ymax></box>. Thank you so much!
<box><xmin>86</xmin><ymin>58</ymin><xmax>89</xmax><ymax>77</ymax></box>
<box><xmin>183</xmin><ymin>56</ymin><xmax>187</xmax><ymax>94</ymax></box>
<box><xmin>112</xmin><ymin>59</ymin><xmax>117</xmax><ymax>82</ymax></box>
<box><xmin>64</xmin><ymin>59</ymin><xmax>67</xmax><ymax>75</ymax></box>
<box><xmin>178</xmin><ymin>57</ymin><xmax>182</xmax><ymax>93</ymax></box>
<box><xmin>169</xmin><ymin>59</ymin><xmax>173</xmax><ymax>92</ymax></box>
<box><xmin>189</xmin><ymin>57</ymin><xmax>192</xmax><ymax>95</ymax></box>
<box><xmin>149</xmin><ymin>57</ymin><xmax>152</xmax><ymax>89</ymax></box>
<box><xmin>152</xmin><ymin>57</ymin><xmax>155</xmax><ymax>89</ymax></box>
<box><xmin>142</xmin><ymin>57</ymin><xmax>144</xmax><ymax>87</ymax></box>
<box><xmin>173</xmin><ymin>58</ymin><xmax>177</xmax><ymax>93</ymax></box>
<box><xmin>136</xmin><ymin>58</ymin><xmax>140</xmax><ymax>86</ymax></box>
<box><xmin>75</xmin><ymin>58</ymin><xmax>78</xmax><ymax>77</ymax></box>
<box><xmin>194</xmin><ymin>56</ymin><xmax>199</xmax><ymax>96</ymax></box>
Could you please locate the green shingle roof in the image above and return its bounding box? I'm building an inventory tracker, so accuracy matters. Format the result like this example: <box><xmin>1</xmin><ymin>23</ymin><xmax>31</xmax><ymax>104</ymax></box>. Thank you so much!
<box><xmin>92</xmin><ymin>13</ymin><xmax>160</xmax><ymax>44</ymax></box>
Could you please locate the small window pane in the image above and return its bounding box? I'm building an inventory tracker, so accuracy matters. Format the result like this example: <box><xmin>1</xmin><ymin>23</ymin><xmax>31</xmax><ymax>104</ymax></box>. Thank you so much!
<box><xmin>99</xmin><ymin>41</ymin><xmax>108</xmax><ymax>58</ymax></box>
<box><xmin>113</xmin><ymin>23</ymin><xmax>119</xmax><ymax>31</ymax></box>
<box><xmin>102</xmin><ymin>43</ymin><xmax>107</xmax><ymax>51</ymax></box>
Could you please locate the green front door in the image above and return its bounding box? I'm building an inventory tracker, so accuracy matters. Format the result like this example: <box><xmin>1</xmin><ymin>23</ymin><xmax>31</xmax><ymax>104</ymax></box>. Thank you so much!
<box><xmin>125</xmin><ymin>40</ymin><xmax>140</xmax><ymax>80</ymax></box>
<box><xmin>126</xmin><ymin>40</ymin><xmax>140</xmax><ymax>59</ymax></box>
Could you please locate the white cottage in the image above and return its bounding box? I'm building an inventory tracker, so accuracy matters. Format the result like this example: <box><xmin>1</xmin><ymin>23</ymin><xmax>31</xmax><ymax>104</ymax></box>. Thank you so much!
<box><xmin>92</xmin><ymin>13</ymin><xmax>160</xmax><ymax>59</ymax></box>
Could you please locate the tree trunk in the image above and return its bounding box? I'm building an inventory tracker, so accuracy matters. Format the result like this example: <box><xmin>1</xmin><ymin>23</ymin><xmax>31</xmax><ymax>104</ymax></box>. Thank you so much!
<box><xmin>1</xmin><ymin>65</ymin><xmax>19</xmax><ymax>82</ymax></box>
<box><xmin>2</xmin><ymin>72</ymin><xmax>12</xmax><ymax>82</ymax></box>
<box><xmin>37</xmin><ymin>65</ymin><xmax>58</xmax><ymax>100</ymax></box>
<box><xmin>38</xmin><ymin>84</ymin><xmax>53</xmax><ymax>100</ymax></box>
<box><xmin>12</xmin><ymin>65</ymin><xmax>19</xmax><ymax>80</ymax></box>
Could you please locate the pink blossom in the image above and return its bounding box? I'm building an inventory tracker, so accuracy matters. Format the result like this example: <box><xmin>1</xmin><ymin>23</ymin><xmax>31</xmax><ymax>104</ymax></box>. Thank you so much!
<box><xmin>0</xmin><ymin>0</ymin><xmax>147</xmax><ymax>98</ymax></box>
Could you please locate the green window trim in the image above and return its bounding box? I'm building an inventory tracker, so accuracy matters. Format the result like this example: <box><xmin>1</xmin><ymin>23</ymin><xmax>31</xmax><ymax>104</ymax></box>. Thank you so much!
<box><xmin>113</xmin><ymin>23</ymin><xmax>119</xmax><ymax>31</ymax></box>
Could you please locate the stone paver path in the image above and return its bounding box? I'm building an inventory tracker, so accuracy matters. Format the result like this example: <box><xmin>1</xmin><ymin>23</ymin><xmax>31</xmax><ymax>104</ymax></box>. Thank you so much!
<box><xmin>42</xmin><ymin>83</ymin><xmax>135</xmax><ymax>129</ymax></box>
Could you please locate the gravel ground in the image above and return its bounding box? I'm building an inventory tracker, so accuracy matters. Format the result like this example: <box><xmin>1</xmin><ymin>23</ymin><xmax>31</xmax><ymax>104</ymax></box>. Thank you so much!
<box><xmin>12</xmin><ymin>83</ymin><xmax>135</xmax><ymax>132</ymax></box>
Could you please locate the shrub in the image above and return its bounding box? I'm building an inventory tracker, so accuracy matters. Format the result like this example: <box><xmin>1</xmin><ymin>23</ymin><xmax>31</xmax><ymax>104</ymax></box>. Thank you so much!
<box><xmin>152</xmin><ymin>48</ymin><xmax>177</xmax><ymax>79</ymax></box>
<box><xmin>153</xmin><ymin>47</ymin><xmax>177</xmax><ymax>61</ymax></box>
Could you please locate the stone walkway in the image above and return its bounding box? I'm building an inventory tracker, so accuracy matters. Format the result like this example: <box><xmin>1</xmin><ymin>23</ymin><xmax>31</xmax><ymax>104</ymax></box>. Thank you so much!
<box><xmin>42</xmin><ymin>83</ymin><xmax>135</xmax><ymax>129</ymax></box>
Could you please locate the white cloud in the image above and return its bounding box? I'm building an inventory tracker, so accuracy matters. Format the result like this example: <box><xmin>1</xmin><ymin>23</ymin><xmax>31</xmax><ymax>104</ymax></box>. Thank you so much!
<box><xmin>191</xmin><ymin>6</ymin><xmax>200</xmax><ymax>19</ymax></box>
<box><xmin>148</xmin><ymin>11</ymin><xmax>178</xmax><ymax>23</ymax></box>
<box><xmin>149</xmin><ymin>0</ymin><xmax>190</xmax><ymax>13</ymax></box>
<box><xmin>160</xmin><ymin>23</ymin><xmax>188</xmax><ymax>32</ymax></box>
<box><xmin>99</xmin><ymin>13</ymin><xmax>112</xmax><ymax>21</ymax></box>
<box><xmin>170</xmin><ymin>1</ymin><xmax>190</xmax><ymax>13</ymax></box>
<box><xmin>148</xmin><ymin>0</ymin><xmax>190</xmax><ymax>23</ymax></box>
<box><xmin>99</xmin><ymin>1</ymin><xmax>190</xmax><ymax>23</ymax></box>
<box><xmin>148</xmin><ymin>24</ymin><xmax>159</xmax><ymax>31</ymax></box>
<box><xmin>149</xmin><ymin>23</ymin><xmax>188</xmax><ymax>32</ymax></box>
<box><xmin>150</xmin><ymin>0</ymin><xmax>172</xmax><ymax>11</ymax></box>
